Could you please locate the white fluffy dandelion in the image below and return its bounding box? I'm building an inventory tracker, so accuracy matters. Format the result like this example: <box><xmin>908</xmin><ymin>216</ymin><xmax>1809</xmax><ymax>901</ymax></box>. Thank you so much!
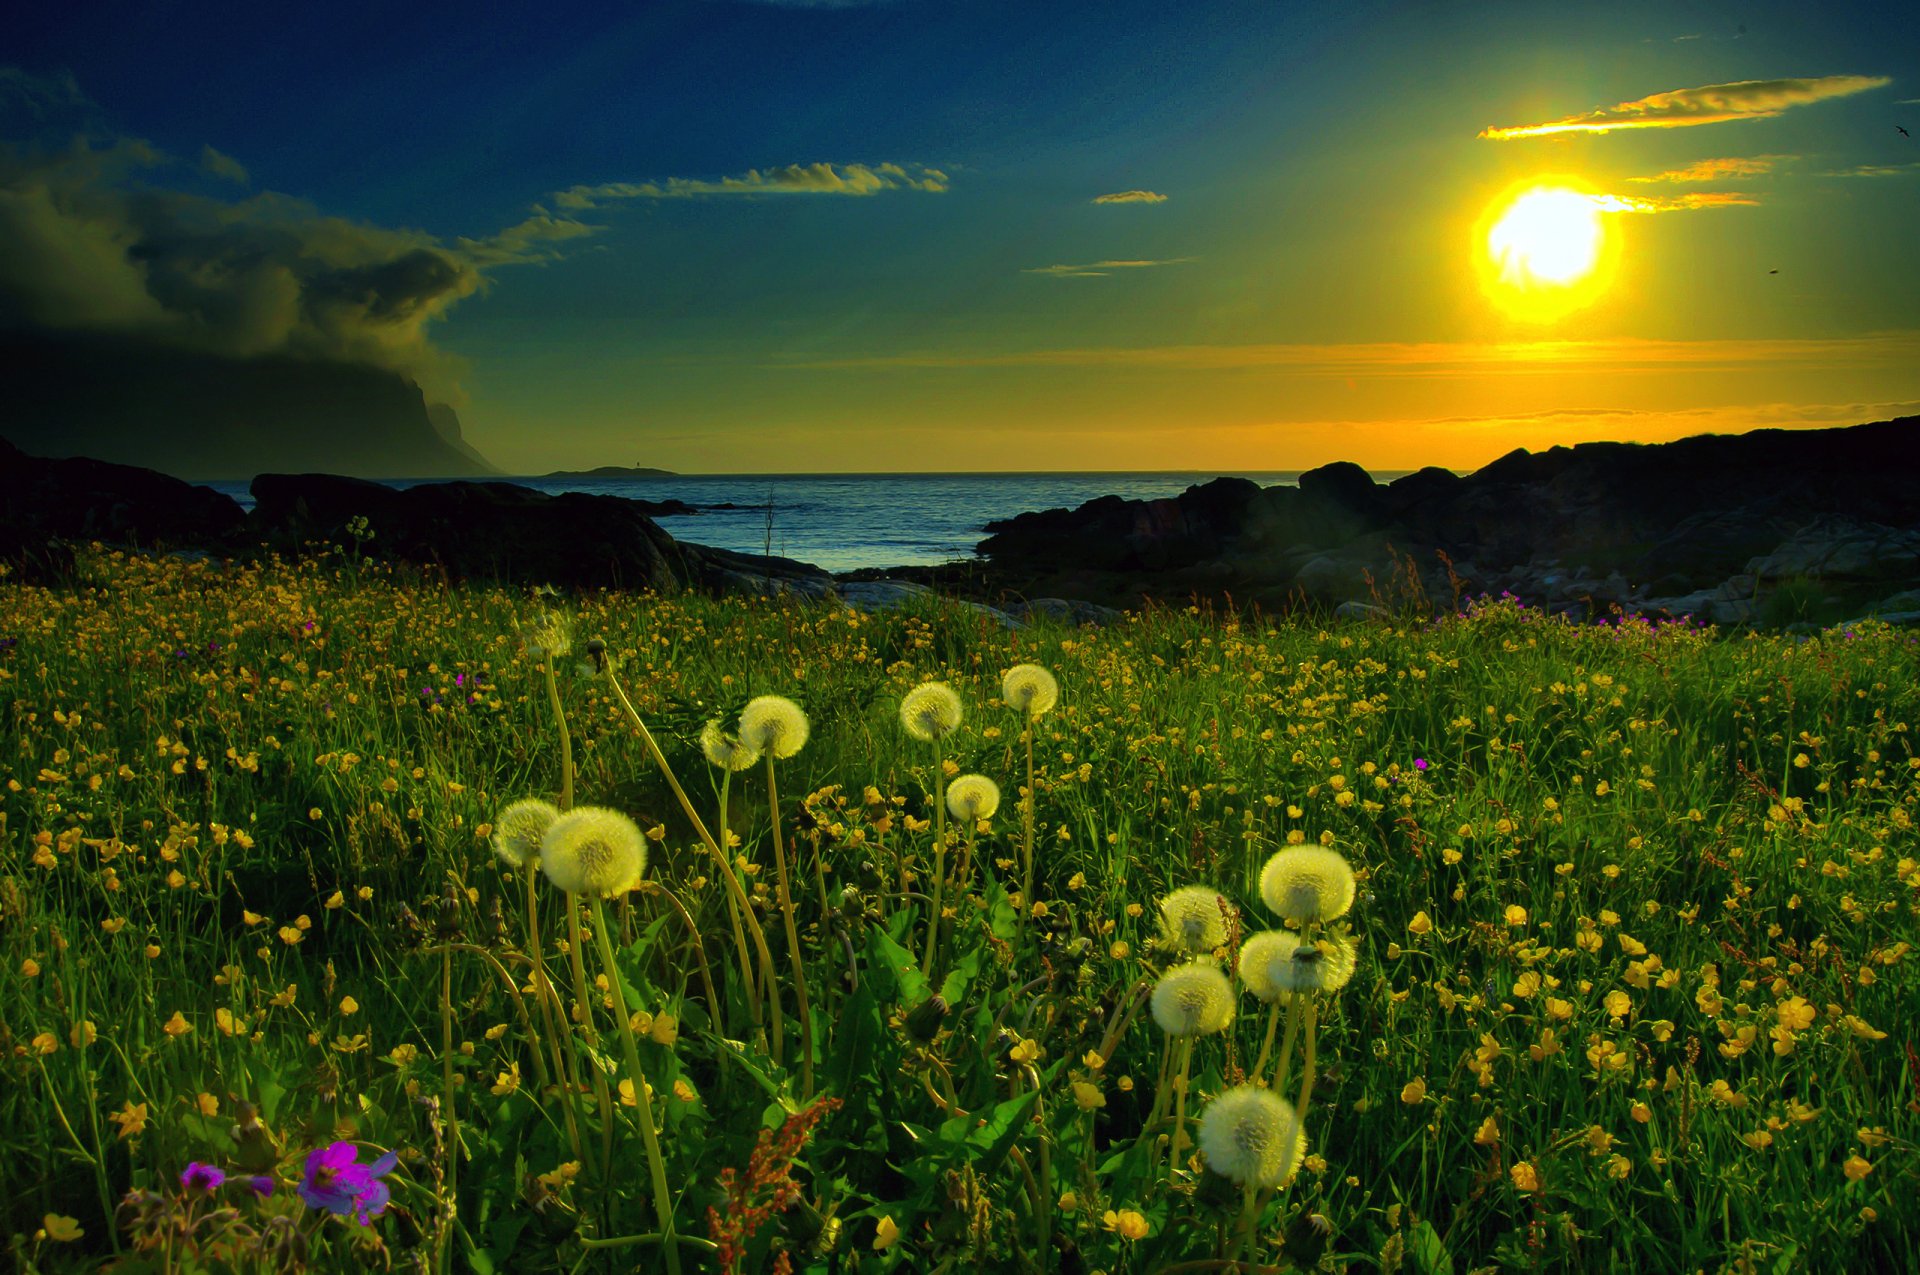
<box><xmin>738</xmin><ymin>696</ymin><xmax>809</xmax><ymax>760</ymax></box>
<box><xmin>1001</xmin><ymin>664</ymin><xmax>1059</xmax><ymax>717</ymax></box>
<box><xmin>1159</xmin><ymin>886</ymin><xmax>1232</xmax><ymax>956</ymax></box>
<box><xmin>699</xmin><ymin>720</ymin><xmax>760</xmax><ymax>772</ymax></box>
<box><xmin>1150</xmin><ymin>963</ymin><xmax>1235</xmax><ymax>1037</ymax></box>
<box><xmin>1239</xmin><ymin>930</ymin><xmax>1358</xmax><ymax>1000</ymax></box>
<box><xmin>1258</xmin><ymin>846</ymin><xmax>1356</xmax><ymax>926</ymax></box>
<box><xmin>492</xmin><ymin>798</ymin><xmax>559</xmax><ymax>870</ymax></box>
<box><xmin>946</xmin><ymin>774</ymin><xmax>1001</xmax><ymax>822</ymax></box>
<box><xmin>900</xmin><ymin>681</ymin><xmax>964</xmax><ymax>742</ymax></box>
<box><xmin>540</xmin><ymin>807</ymin><xmax>647</xmax><ymax>898</ymax></box>
<box><xmin>1198</xmin><ymin>1085</ymin><xmax>1308</xmax><ymax>1187</ymax></box>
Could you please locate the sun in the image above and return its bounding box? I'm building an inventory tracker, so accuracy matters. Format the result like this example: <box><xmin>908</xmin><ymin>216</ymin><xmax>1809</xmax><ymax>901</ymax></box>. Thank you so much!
<box><xmin>1474</xmin><ymin>179</ymin><xmax>1621</xmax><ymax>322</ymax></box>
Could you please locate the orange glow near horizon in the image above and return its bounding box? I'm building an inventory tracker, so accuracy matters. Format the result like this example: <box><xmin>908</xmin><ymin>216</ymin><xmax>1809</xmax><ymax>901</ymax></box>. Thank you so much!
<box><xmin>1475</xmin><ymin>180</ymin><xmax>1622</xmax><ymax>323</ymax></box>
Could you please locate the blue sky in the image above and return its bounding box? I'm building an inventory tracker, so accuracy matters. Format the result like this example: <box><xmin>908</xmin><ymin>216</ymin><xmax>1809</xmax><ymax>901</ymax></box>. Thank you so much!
<box><xmin>5</xmin><ymin>0</ymin><xmax>1918</xmax><ymax>471</ymax></box>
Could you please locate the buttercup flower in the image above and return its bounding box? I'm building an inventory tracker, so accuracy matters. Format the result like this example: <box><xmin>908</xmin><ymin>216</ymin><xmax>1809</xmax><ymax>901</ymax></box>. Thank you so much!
<box><xmin>699</xmin><ymin>720</ymin><xmax>759</xmax><ymax>772</ymax></box>
<box><xmin>738</xmin><ymin>696</ymin><xmax>809</xmax><ymax>759</ymax></box>
<box><xmin>946</xmin><ymin>774</ymin><xmax>1001</xmax><ymax>821</ymax></box>
<box><xmin>492</xmin><ymin>798</ymin><xmax>559</xmax><ymax>869</ymax></box>
<box><xmin>900</xmin><ymin>681</ymin><xmax>963</xmax><ymax>742</ymax></box>
<box><xmin>540</xmin><ymin>807</ymin><xmax>647</xmax><ymax>898</ymax></box>
<box><xmin>1150</xmin><ymin>963</ymin><xmax>1235</xmax><ymax>1036</ymax></box>
<box><xmin>297</xmin><ymin>1142</ymin><xmax>398</xmax><ymax>1225</ymax></box>
<box><xmin>1001</xmin><ymin>664</ymin><xmax>1059</xmax><ymax>717</ymax></box>
<box><xmin>1159</xmin><ymin>886</ymin><xmax>1232</xmax><ymax>956</ymax></box>
<box><xmin>1198</xmin><ymin>1086</ymin><xmax>1308</xmax><ymax>1187</ymax></box>
<box><xmin>1259</xmin><ymin>846</ymin><xmax>1356</xmax><ymax>925</ymax></box>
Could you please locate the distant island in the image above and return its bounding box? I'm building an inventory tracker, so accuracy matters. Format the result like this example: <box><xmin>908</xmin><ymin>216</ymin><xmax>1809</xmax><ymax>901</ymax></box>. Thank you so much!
<box><xmin>541</xmin><ymin>464</ymin><xmax>678</xmax><ymax>479</ymax></box>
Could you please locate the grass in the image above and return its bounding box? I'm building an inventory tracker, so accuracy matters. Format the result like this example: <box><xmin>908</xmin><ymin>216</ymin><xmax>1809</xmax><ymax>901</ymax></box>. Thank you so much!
<box><xmin>2</xmin><ymin>544</ymin><xmax>1917</xmax><ymax>1273</ymax></box>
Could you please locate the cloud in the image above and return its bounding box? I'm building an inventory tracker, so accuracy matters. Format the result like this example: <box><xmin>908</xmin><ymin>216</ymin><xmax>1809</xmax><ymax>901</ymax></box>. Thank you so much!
<box><xmin>1625</xmin><ymin>155</ymin><xmax>1784</xmax><ymax>183</ymax></box>
<box><xmin>1821</xmin><ymin>161</ymin><xmax>1920</xmax><ymax>178</ymax></box>
<box><xmin>1590</xmin><ymin>190</ymin><xmax>1760</xmax><ymax>211</ymax></box>
<box><xmin>552</xmin><ymin>161</ymin><xmax>947</xmax><ymax>210</ymax></box>
<box><xmin>0</xmin><ymin>124</ymin><xmax>596</xmax><ymax>400</ymax></box>
<box><xmin>1480</xmin><ymin>75</ymin><xmax>1891</xmax><ymax>139</ymax></box>
<box><xmin>1022</xmin><ymin>257</ymin><xmax>1193</xmax><ymax>278</ymax></box>
<box><xmin>781</xmin><ymin>333</ymin><xmax>1920</xmax><ymax>374</ymax></box>
<box><xmin>1092</xmin><ymin>189</ymin><xmax>1167</xmax><ymax>204</ymax></box>
<box><xmin>198</xmin><ymin>144</ymin><xmax>249</xmax><ymax>185</ymax></box>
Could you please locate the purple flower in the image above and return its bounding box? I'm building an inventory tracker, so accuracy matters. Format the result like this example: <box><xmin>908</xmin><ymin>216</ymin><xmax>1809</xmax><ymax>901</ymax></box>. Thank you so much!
<box><xmin>181</xmin><ymin>1162</ymin><xmax>227</xmax><ymax>1192</ymax></box>
<box><xmin>298</xmin><ymin>1142</ymin><xmax>398</xmax><ymax>1225</ymax></box>
<box><xmin>243</xmin><ymin>1174</ymin><xmax>276</xmax><ymax>1198</ymax></box>
<box><xmin>1414</xmin><ymin>758</ymin><xmax>1429</xmax><ymax>771</ymax></box>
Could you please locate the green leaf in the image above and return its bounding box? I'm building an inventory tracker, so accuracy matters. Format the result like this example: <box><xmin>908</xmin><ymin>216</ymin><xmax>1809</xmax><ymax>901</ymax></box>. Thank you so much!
<box><xmin>867</xmin><ymin>926</ymin><xmax>930</xmax><ymax>1008</ymax></box>
<box><xmin>982</xmin><ymin>873</ymin><xmax>1019</xmax><ymax>942</ymax></box>
<box><xmin>1409</xmin><ymin>1219</ymin><xmax>1453</xmax><ymax>1275</ymax></box>
<box><xmin>936</xmin><ymin>946</ymin><xmax>982</xmax><ymax>1008</ymax></box>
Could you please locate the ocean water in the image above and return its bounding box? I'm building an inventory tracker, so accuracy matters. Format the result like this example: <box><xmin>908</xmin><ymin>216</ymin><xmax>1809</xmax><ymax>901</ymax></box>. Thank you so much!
<box><xmin>203</xmin><ymin>471</ymin><xmax>1411</xmax><ymax>574</ymax></box>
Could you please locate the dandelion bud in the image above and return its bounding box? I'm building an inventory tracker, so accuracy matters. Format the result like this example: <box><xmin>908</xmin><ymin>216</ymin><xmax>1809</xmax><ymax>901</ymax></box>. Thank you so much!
<box><xmin>946</xmin><ymin>774</ymin><xmax>1001</xmax><ymax>821</ymax></box>
<box><xmin>904</xmin><ymin>995</ymin><xmax>949</xmax><ymax>1042</ymax></box>
<box><xmin>492</xmin><ymin>798</ymin><xmax>559</xmax><ymax>869</ymax></box>
<box><xmin>1159</xmin><ymin>886</ymin><xmax>1232</xmax><ymax>956</ymax></box>
<box><xmin>1198</xmin><ymin>1085</ymin><xmax>1307</xmax><ymax>1187</ymax></box>
<box><xmin>1258</xmin><ymin>846</ymin><xmax>1356</xmax><ymax>926</ymax></box>
<box><xmin>738</xmin><ymin>696</ymin><xmax>810</xmax><ymax>759</ymax></box>
<box><xmin>900</xmin><ymin>681</ymin><xmax>963</xmax><ymax>742</ymax></box>
<box><xmin>1001</xmin><ymin>664</ymin><xmax>1059</xmax><ymax>717</ymax></box>
<box><xmin>1150</xmin><ymin>963</ymin><xmax>1235</xmax><ymax>1036</ymax></box>
<box><xmin>540</xmin><ymin>807</ymin><xmax>647</xmax><ymax>898</ymax></box>
<box><xmin>1240</xmin><ymin>929</ymin><xmax>1358</xmax><ymax>999</ymax></box>
<box><xmin>700</xmin><ymin>720</ymin><xmax>760</xmax><ymax>771</ymax></box>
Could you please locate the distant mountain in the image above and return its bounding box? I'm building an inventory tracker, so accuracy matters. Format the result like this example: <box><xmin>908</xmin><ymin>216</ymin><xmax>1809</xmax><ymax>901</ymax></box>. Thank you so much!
<box><xmin>541</xmin><ymin>464</ymin><xmax>679</xmax><ymax>479</ymax></box>
<box><xmin>0</xmin><ymin>332</ymin><xmax>499</xmax><ymax>480</ymax></box>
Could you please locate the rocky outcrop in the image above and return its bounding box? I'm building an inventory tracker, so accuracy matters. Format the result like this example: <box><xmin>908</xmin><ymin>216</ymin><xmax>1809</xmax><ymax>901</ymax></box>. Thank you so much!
<box><xmin>247</xmin><ymin>473</ymin><xmax>834</xmax><ymax>596</ymax></box>
<box><xmin>0</xmin><ymin>438</ymin><xmax>247</xmax><ymax>580</ymax></box>
<box><xmin>976</xmin><ymin>416</ymin><xmax>1920</xmax><ymax>625</ymax></box>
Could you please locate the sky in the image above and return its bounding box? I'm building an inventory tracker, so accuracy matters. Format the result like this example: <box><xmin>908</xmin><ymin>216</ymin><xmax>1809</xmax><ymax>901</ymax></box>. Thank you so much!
<box><xmin>4</xmin><ymin>0</ymin><xmax>1918</xmax><ymax>474</ymax></box>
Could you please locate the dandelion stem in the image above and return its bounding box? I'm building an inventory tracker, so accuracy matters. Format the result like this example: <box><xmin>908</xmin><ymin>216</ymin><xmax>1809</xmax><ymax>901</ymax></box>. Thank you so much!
<box><xmin>639</xmin><ymin>881</ymin><xmax>720</xmax><ymax>1020</ymax></box>
<box><xmin>1268</xmin><ymin>997</ymin><xmax>1302</xmax><ymax>1093</ymax></box>
<box><xmin>563</xmin><ymin>900</ymin><xmax>615</xmax><ymax>1182</ymax></box>
<box><xmin>923</xmin><ymin>759</ymin><xmax>949</xmax><ymax>978</ymax></box>
<box><xmin>766</xmin><ymin>756</ymin><xmax>816</xmax><ymax>1098</ymax></box>
<box><xmin>588</xmin><ymin>896</ymin><xmax>683</xmax><ymax>1275</ymax></box>
<box><xmin>1169</xmin><ymin>1036</ymin><xmax>1196</xmax><ymax>1180</ymax></box>
<box><xmin>543</xmin><ymin>660</ymin><xmax>573</xmax><ymax>813</ymax></box>
<box><xmin>1285</xmin><ymin>998</ymin><xmax>1320</xmax><ymax>1191</ymax></box>
<box><xmin>438</xmin><ymin>946</ymin><xmax>459</xmax><ymax>1275</ymax></box>
<box><xmin>1251</xmin><ymin>1003</ymin><xmax>1282</xmax><ymax>1087</ymax></box>
<box><xmin>717</xmin><ymin>771</ymin><xmax>762</xmax><ymax>1022</ymax></box>
<box><xmin>1021</xmin><ymin>708</ymin><xmax>1037</xmax><ymax>913</ymax></box>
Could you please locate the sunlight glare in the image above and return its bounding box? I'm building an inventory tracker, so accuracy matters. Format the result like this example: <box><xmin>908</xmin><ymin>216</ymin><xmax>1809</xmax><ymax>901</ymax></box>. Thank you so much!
<box><xmin>1473</xmin><ymin>180</ymin><xmax>1620</xmax><ymax>323</ymax></box>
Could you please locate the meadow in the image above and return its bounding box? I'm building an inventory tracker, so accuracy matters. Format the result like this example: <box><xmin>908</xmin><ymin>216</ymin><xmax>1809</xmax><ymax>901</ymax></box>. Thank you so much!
<box><xmin>2</xmin><ymin>546</ymin><xmax>1916</xmax><ymax>1274</ymax></box>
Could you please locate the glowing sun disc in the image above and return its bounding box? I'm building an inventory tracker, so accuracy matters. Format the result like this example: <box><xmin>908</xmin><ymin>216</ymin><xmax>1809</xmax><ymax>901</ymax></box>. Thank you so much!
<box><xmin>1473</xmin><ymin>180</ymin><xmax>1620</xmax><ymax>323</ymax></box>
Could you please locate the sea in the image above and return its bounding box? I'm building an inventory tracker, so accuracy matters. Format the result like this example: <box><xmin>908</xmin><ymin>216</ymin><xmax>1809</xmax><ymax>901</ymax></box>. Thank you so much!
<box><xmin>201</xmin><ymin>471</ymin><xmax>1410</xmax><ymax>574</ymax></box>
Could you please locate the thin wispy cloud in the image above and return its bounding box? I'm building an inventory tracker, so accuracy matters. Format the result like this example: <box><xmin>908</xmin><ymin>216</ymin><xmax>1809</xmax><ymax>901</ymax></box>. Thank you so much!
<box><xmin>552</xmin><ymin>162</ymin><xmax>946</xmax><ymax>210</ymax></box>
<box><xmin>781</xmin><ymin>334</ymin><xmax>1920</xmax><ymax>374</ymax></box>
<box><xmin>198</xmin><ymin>144</ymin><xmax>249</xmax><ymax>185</ymax></box>
<box><xmin>1625</xmin><ymin>155</ymin><xmax>1783</xmax><ymax>183</ymax></box>
<box><xmin>1023</xmin><ymin>258</ymin><xmax>1193</xmax><ymax>278</ymax></box>
<box><xmin>1480</xmin><ymin>75</ymin><xmax>1890</xmax><ymax>139</ymax></box>
<box><xmin>1092</xmin><ymin>189</ymin><xmax>1167</xmax><ymax>204</ymax></box>
<box><xmin>1822</xmin><ymin>161</ymin><xmax>1920</xmax><ymax>178</ymax></box>
<box><xmin>1592</xmin><ymin>190</ymin><xmax>1760</xmax><ymax>211</ymax></box>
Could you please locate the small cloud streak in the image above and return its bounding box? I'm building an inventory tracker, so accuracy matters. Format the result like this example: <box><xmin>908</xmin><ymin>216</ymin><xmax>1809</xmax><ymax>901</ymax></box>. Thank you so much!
<box><xmin>198</xmin><ymin>144</ymin><xmax>249</xmax><ymax>185</ymax></box>
<box><xmin>552</xmin><ymin>161</ymin><xmax>946</xmax><ymax>210</ymax></box>
<box><xmin>1626</xmin><ymin>155</ymin><xmax>1783</xmax><ymax>183</ymax></box>
<box><xmin>1481</xmin><ymin>75</ymin><xmax>1890</xmax><ymax>139</ymax></box>
<box><xmin>1022</xmin><ymin>258</ymin><xmax>1193</xmax><ymax>278</ymax></box>
<box><xmin>1822</xmin><ymin>161</ymin><xmax>1920</xmax><ymax>178</ymax></box>
<box><xmin>1092</xmin><ymin>189</ymin><xmax>1167</xmax><ymax>204</ymax></box>
<box><xmin>1591</xmin><ymin>190</ymin><xmax>1760</xmax><ymax>212</ymax></box>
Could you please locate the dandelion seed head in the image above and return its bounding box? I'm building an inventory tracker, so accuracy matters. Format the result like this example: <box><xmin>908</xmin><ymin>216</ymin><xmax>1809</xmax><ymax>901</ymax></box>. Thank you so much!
<box><xmin>946</xmin><ymin>774</ymin><xmax>1001</xmax><ymax>821</ymax></box>
<box><xmin>1198</xmin><ymin>1085</ymin><xmax>1307</xmax><ymax>1187</ymax></box>
<box><xmin>1159</xmin><ymin>886</ymin><xmax>1231</xmax><ymax>956</ymax></box>
<box><xmin>1237</xmin><ymin>929</ymin><xmax>1305</xmax><ymax>1003</ymax></box>
<box><xmin>1259</xmin><ymin>845</ymin><xmax>1356</xmax><ymax>925</ymax></box>
<box><xmin>1149</xmin><ymin>963</ymin><xmax>1235</xmax><ymax>1036</ymax></box>
<box><xmin>540</xmin><ymin>807</ymin><xmax>647</xmax><ymax>898</ymax></box>
<box><xmin>1001</xmin><ymin>664</ymin><xmax>1059</xmax><ymax>717</ymax></box>
<box><xmin>700</xmin><ymin>720</ymin><xmax>760</xmax><ymax>772</ymax></box>
<box><xmin>523</xmin><ymin>613</ymin><xmax>572</xmax><ymax>658</ymax></box>
<box><xmin>738</xmin><ymin>696</ymin><xmax>810</xmax><ymax>759</ymax></box>
<box><xmin>492</xmin><ymin>798</ymin><xmax>559</xmax><ymax>870</ymax></box>
<box><xmin>1252</xmin><ymin>931</ymin><xmax>1358</xmax><ymax>996</ymax></box>
<box><xmin>901</xmin><ymin>681</ymin><xmax>963</xmax><ymax>742</ymax></box>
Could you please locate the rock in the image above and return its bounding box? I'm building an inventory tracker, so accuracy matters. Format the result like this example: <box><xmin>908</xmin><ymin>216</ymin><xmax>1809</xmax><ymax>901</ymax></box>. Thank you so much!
<box><xmin>1746</xmin><ymin>517</ymin><xmax>1920</xmax><ymax>582</ymax></box>
<box><xmin>1334</xmin><ymin>600</ymin><xmax>1391</xmax><ymax>622</ymax></box>
<box><xmin>837</xmin><ymin>580</ymin><xmax>936</xmax><ymax>609</ymax></box>
<box><xmin>1</xmin><ymin>438</ymin><xmax>246</xmax><ymax>579</ymax></box>
<box><xmin>1007</xmin><ymin>597</ymin><xmax>1123</xmax><ymax>626</ymax></box>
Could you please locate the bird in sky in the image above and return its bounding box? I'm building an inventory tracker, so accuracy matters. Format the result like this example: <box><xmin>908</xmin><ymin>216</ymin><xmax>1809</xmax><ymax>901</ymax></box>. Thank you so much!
<box><xmin>1900</xmin><ymin>125</ymin><xmax>1912</xmax><ymax>138</ymax></box>
<box><xmin>1768</xmin><ymin>268</ymin><xmax>1779</xmax><ymax>274</ymax></box>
